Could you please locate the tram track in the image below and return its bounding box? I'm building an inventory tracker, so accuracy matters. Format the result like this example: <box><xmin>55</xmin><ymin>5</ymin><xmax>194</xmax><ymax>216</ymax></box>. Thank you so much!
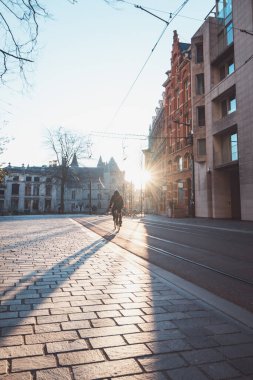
<box><xmin>74</xmin><ymin>216</ymin><xmax>253</xmax><ymax>288</ymax></box>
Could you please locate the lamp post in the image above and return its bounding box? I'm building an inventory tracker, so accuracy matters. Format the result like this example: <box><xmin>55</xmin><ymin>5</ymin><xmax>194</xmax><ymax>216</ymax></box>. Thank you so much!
<box><xmin>89</xmin><ymin>178</ymin><xmax>92</xmax><ymax>215</ymax></box>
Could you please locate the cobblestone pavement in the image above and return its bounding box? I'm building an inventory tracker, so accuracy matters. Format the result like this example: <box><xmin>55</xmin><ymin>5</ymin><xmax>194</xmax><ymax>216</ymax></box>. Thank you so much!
<box><xmin>0</xmin><ymin>216</ymin><xmax>253</xmax><ymax>380</ymax></box>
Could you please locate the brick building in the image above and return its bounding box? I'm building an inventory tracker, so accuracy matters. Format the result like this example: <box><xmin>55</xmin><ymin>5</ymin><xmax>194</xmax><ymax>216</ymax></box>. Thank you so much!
<box><xmin>144</xmin><ymin>31</ymin><xmax>193</xmax><ymax>217</ymax></box>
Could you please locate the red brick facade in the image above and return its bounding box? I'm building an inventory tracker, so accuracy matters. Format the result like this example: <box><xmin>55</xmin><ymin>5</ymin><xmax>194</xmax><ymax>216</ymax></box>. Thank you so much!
<box><xmin>145</xmin><ymin>31</ymin><xmax>194</xmax><ymax>217</ymax></box>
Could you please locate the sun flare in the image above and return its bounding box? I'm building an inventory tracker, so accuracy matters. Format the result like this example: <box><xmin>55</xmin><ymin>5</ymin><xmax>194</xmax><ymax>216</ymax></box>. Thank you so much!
<box><xmin>125</xmin><ymin>167</ymin><xmax>152</xmax><ymax>189</ymax></box>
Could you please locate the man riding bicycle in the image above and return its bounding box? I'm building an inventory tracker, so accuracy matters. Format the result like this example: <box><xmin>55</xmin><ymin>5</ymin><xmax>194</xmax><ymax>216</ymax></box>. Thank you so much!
<box><xmin>109</xmin><ymin>190</ymin><xmax>124</xmax><ymax>227</ymax></box>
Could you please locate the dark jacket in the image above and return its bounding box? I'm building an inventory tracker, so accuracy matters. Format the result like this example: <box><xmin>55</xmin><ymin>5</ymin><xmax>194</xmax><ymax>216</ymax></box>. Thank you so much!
<box><xmin>110</xmin><ymin>192</ymin><xmax>124</xmax><ymax>210</ymax></box>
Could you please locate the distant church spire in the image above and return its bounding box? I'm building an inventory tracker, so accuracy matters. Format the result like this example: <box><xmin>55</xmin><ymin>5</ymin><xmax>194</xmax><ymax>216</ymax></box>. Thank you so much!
<box><xmin>97</xmin><ymin>156</ymin><xmax>104</xmax><ymax>167</ymax></box>
<box><xmin>70</xmin><ymin>153</ymin><xmax>79</xmax><ymax>167</ymax></box>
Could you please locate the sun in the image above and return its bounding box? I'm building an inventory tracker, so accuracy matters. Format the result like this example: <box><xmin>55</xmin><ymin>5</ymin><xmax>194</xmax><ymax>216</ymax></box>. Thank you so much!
<box><xmin>125</xmin><ymin>167</ymin><xmax>151</xmax><ymax>189</ymax></box>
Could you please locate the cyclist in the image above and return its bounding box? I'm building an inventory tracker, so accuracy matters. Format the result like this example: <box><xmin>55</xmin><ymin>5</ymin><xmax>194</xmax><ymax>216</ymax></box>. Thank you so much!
<box><xmin>109</xmin><ymin>190</ymin><xmax>124</xmax><ymax>227</ymax></box>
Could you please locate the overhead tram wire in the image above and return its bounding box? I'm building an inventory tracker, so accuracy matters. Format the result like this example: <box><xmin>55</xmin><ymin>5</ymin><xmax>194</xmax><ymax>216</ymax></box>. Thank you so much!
<box><xmin>104</xmin><ymin>0</ymin><xmax>190</xmax><ymax>132</ymax></box>
<box><xmin>120</xmin><ymin>1</ymin><xmax>253</xmax><ymax>38</ymax></box>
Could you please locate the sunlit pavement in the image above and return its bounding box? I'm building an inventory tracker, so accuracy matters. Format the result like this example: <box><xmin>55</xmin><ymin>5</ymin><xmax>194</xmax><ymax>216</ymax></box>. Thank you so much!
<box><xmin>0</xmin><ymin>216</ymin><xmax>253</xmax><ymax>379</ymax></box>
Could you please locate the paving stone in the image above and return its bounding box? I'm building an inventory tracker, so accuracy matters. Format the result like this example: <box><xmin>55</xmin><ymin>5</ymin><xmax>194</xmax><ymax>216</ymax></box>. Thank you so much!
<box><xmin>0</xmin><ymin>317</ymin><xmax>36</xmax><ymax>328</ymax></box>
<box><xmin>1</xmin><ymin>325</ymin><xmax>33</xmax><ymax>336</ymax></box>
<box><xmin>213</xmin><ymin>333</ymin><xmax>253</xmax><ymax>346</ymax></box>
<box><xmin>138</xmin><ymin>320</ymin><xmax>176</xmax><ymax>332</ymax></box>
<box><xmin>36</xmin><ymin>367</ymin><xmax>72</xmax><ymax>380</ymax></box>
<box><xmin>181</xmin><ymin>348</ymin><xmax>224</xmax><ymax>365</ymax></box>
<box><xmin>36</xmin><ymin>315</ymin><xmax>68</xmax><ymax>324</ymax></box>
<box><xmin>232</xmin><ymin>357</ymin><xmax>253</xmax><ymax>375</ymax></box>
<box><xmin>61</xmin><ymin>319</ymin><xmax>90</xmax><ymax>330</ymax></box>
<box><xmin>218</xmin><ymin>343</ymin><xmax>253</xmax><ymax>359</ymax></box>
<box><xmin>0</xmin><ymin>344</ymin><xmax>43</xmax><ymax>359</ymax></box>
<box><xmin>2</xmin><ymin>217</ymin><xmax>253</xmax><ymax>380</ymax></box>
<box><xmin>89</xmin><ymin>335</ymin><xmax>126</xmax><ymax>349</ymax></box>
<box><xmin>147</xmin><ymin>339</ymin><xmax>191</xmax><ymax>354</ymax></box>
<box><xmin>0</xmin><ymin>335</ymin><xmax>24</xmax><ymax>347</ymax></box>
<box><xmin>12</xmin><ymin>355</ymin><xmax>57</xmax><ymax>372</ymax></box>
<box><xmin>73</xmin><ymin>358</ymin><xmax>142</xmax><ymax>380</ymax></box>
<box><xmin>205</xmin><ymin>323</ymin><xmax>241</xmax><ymax>335</ymax></box>
<box><xmin>167</xmin><ymin>366</ymin><xmax>209</xmax><ymax>380</ymax></box>
<box><xmin>68</xmin><ymin>311</ymin><xmax>97</xmax><ymax>320</ymax></box>
<box><xmin>0</xmin><ymin>359</ymin><xmax>8</xmax><ymax>374</ymax></box>
<box><xmin>113</xmin><ymin>373</ymin><xmax>167</xmax><ymax>380</ymax></box>
<box><xmin>124</xmin><ymin>330</ymin><xmax>185</xmax><ymax>344</ymax></box>
<box><xmin>97</xmin><ymin>310</ymin><xmax>121</xmax><ymax>318</ymax></box>
<box><xmin>138</xmin><ymin>352</ymin><xmax>186</xmax><ymax>372</ymax></box>
<box><xmin>0</xmin><ymin>372</ymin><xmax>32</xmax><ymax>379</ymax></box>
<box><xmin>79</xmin><ymin>324</ymin><xmax>139</xmax><ymax>338</ymax></box>
<box><xmin>25</xmin><ymin>330</ymin><xmax>78</xmax><ymax>344</ymax></box>
<box><xmin>46</xmin><ymin>339</ymin><xmax>88</xmax><ymax>353</ymax></box>
<box><xmin>141</xmin><ymin>307</ymin><xmax>167</xmax><ymax>314</ymax></box>
<box><xmin>186</xmin><ymin>335</ymin><xmax>219</xmax><ymax>349</ymax></box>
<box><xmin>35</xmin><ymin>323</ymin><xmax>61</xmax><ymax>333</ymax></box>
<box><xmin>105</xmin><ymin>343</ymin><xmax>152</xmax><ymax>359</ymax></box>
<box><xmin>0</xmin><ymin>312</ymin><xmax>18</xmax><ymax>319</ymax></box>
<box><xmin>57</xmin><ymin>349</ymin><xmax>104</xmax><ymax>365</ymax></box>
<box><xmin>114</xmin><ymin>316</ymin><xmax>144</xmax><ymax>325</ymax></box>
<box><xmin>200</xmin><ymin>361</ymin><xmax>241</xmax><ymax>379</ymax></box>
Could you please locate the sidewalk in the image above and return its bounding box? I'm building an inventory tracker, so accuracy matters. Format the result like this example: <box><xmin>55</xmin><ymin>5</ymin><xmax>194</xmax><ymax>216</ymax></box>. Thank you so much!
<box><xmin>0</xmin><ymin>216</ymin><xmax>253</xmax><ymax>379</ymax></box>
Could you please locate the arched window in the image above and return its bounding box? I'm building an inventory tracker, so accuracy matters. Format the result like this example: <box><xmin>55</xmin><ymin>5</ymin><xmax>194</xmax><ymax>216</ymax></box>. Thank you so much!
<box><xmin>175</xmin><ymin>156</ymin><xmax>183</xmax><ymax>172</ymax></box>
<box><xmin>177</xmin><ymin>180</ymin><xmax>184</xmax><ymax>205</ymax></box>
<box><xmin>184</xmin><ymin>153</ymin><xmax>190</xmax><ymax>170</ymax></box>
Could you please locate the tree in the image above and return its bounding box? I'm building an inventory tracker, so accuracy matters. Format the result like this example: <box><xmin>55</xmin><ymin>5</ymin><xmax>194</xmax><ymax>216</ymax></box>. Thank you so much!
<box><xmin>0</xmin><ymin>0</ymin><xmax>77</xmax><ymax>83</ymax></box>
<box><xmin>0</xmin><ymin>0</ymin><xmax>120</xmax><ymax>83</ymax></box>
<box><xmin>0</xmin><ymin>126</ymin><xmax>12</xmax><ymax>182</ymax></box>
<box><xmin>45</xmin><ymin>126</ymin><xmax>90</xmax><ymax>213</ymax></box>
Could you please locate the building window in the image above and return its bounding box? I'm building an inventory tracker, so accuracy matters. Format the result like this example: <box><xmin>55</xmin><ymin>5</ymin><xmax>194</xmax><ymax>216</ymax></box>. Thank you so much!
<box><xmin>25</xmin><ymin>184</ymin><xmax>31</xmax><ymax>196</ymax></box>
<box><xmin>0</xmin><ymin>189</ymin><xmax>4</xmax><ymax>196</ymax></box>
<box><xmin>168</xmin><ymin>97</ymin><xmax>172</xmax><ymax>115</ymax></box>
<box><xmin>221</xmin><ymin>94</ymin><xmax>236</xmax><ymax>117</ymax></box>
<box><xmin>24</xmin><ymin>199</ymin><xmax>31</xmax><ymax>210</ymax></box>
<box><xmin>228</xmin><ymin>96</ymin><xmax>236</xmax><ymax>114</ymax></box>
<box><xmin>217</xmin><ymin>0</ymin><xmax>232</xmax><ymax>20</ymax></box>
<box><xmin>12</xmin><ymin>183</ymin><xmax>19</xmax><ymax>195</ymax></box>
<box><xmin>13</xmin><ymin>176</ymin><xmax>19</xmax><ymax>181</ymax></box>
<box><xmin>45</xmin><ymin>199</ymin><xmax>51</xmax><ymax>211</ymax></box>
<box><xmin>228</xmin><ymin>60</ymin><xmax>235</xmax><ymax>75</ymax></box>
<box><xmin>33</xmin><ymin>199</ymin><xmax>39</xmax><ymax>210</ymax></box>
<box><xmin>196</xmin><ymin>74</ymin><xmax>205</xmax><ymax>95</ymax></box>
<box><xmin>71</xmin><ymin>190</ymin><xmax>76</xmax><ymax>200</ymax></box>
<box><xmin>176</xmin><ymin>156</ymin><xmax>183</xmax><ymax>172</ymax></box>
<box><xmin>183</xmin><ymin>80</ymin><xmax>189</xmax><ymax>102</ymax></box>
<box><xmin>197</xmin><ymin>106</ymin><xmax>205</xmax><ymax>126</ymax></box>
<box><xmin>33</xmin><ymin>185</ymin><xmax>40</xmax><ymax>196</ymax></box>
<box><xmin>184</xmin><ymin>154</ymin><xmax>190</xmax><ymax>170</ymax></box>
<box><xmin>231</xmin><ymin>133</ymin><xmax>238</xmax><ymax>161</ymax></box>
<box><xmin>176</xmin><ymin>89</ymin><xmax>180</xmax><ymax>109</ymax></box>
<box><xmin>226</xmin><ymin>22</ymin><xmax>233</xmax><ymax>46</ymax></box>
<box><xmin>177</xmin><ymin>180</ymin><xmax>184</xmax><ymax>205</ymax></box>
<box><xmin>34</xmin><ymin>177</ymin><xmax>40</xmax><ymax>182</ymax></box>
<box><xmin>220</xmin><ymin>58</ymin><xmax>235</xmax><ymax>80</ymax></box>
<box><xmin>46</xmin><ymin>185</ymin><xmax>52</xmax><ymax>197</ymax></box>
<box><xmin>196</xmin><ymin>43</ymin><xmax>203</xmax><ymax>63</ymax></box>
<box><xmin>26</xmin><ymin>176</ymin><xmax>32</xmax><ymax>182</ymax></box>
<box><xmin>198</xmin><ymin>139</ymin><xmax>206</xmax><ymax>156</ymax></box>
<box><xmin>11</xmin><ymin>198</ymin><xmax>19</xmax><ymax>210</ymax></box>
<box><xmin>46</xmin><ymin>177</ymin><xmax>52</xmax><ymax>183</ymax></box>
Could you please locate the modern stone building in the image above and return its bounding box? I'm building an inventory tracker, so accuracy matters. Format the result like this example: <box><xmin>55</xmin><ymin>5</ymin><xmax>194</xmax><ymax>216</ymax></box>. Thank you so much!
<box><xmin>0</xmin><ymin>156</ymin><xmax>125</xmax><ymax>215</ymax></box>
<box><xmin>144</xmin><ymin>31</ymin><xmax>193</xmax><ymax>217</ymax></box>
<box><xmin>191</xmin><ymin>0</ymin><xmax>253</xmax><ymax>220</ymax></box>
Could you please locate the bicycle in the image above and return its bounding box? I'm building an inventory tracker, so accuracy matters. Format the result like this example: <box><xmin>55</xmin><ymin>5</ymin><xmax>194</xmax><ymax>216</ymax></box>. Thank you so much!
<box><xmin>113</xmin><ymin>208</ymin><xmax>122</xmax><ymax>231</ymax></box>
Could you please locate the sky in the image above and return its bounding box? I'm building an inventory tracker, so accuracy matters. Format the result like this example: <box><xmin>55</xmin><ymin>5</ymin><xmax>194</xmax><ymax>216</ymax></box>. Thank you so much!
<box><xmin>0</xmin><ymin>0</ymin><xmax>215</xmax><ymax>187</ymax></box>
